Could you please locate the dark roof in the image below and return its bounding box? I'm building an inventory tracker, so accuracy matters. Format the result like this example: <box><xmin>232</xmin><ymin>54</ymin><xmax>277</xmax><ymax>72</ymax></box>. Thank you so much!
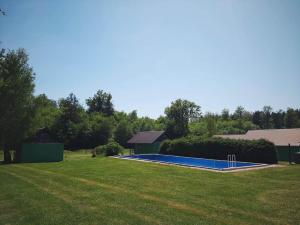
<box><xmin>215</xmin><ymin>128</ymin><xmax>300</xmax><ymax>146</ymax></box>
<box><xmin>127</xmin><ymin>131</ymin><xmax>165</xmax><ymax>144</ymax></box>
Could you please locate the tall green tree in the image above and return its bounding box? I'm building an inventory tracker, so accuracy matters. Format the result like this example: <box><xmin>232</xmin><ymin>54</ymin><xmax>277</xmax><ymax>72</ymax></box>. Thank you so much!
<box><xmin>233</xmin><ymin>106</ymin><xmax>251</xmax><ymax>120</ymax></box>
<box><xmin>53</xmin><ymin>93</ymin><xmax>86</xmax><ymax>148</ymax></box>
<box><xmin>206</xmin><ymin>116</ymin><xmax>216</xmax><ymax>137</ymax></box>
<box><xmin>252</xmin><ymin>111</ymin><xmax>263</xmax><ymax>128</ymax></box>
<box><xmin>0</xmin><ymin>49</ymin><xmax>35</xmax><ymax>162</ymax></box>
<box><xmin>164</xmin><ymin>99</ymin><xmax>201</xmax><ymax>139</ymax></box>
<box><xmin>31</xmin><ymin>94</ymin><xmax>59</xmax><ymax>132</ymax></box>
<box><xmin>262</xmin><ymin>106</ymin><xmax>273</xmax><ymax>129</ymax></box>
<box><xmin>86</xmin><ymin>90</ymin><xmax>114</xmax><ymax>116</ymax></box>
<box><xmin>58</xmin><ymin>93</ymin><xmax>83</xmax><ymax>123</ymax></box>
<box><xmin>285</xmin><ymin>108</ymin><xmax>300</xmax><ymax>128</ymax></box>
<box><xmin>233</xmin><ymin>106</ymin><xmax>245</xmax><ymax>120</ymax></box>
<box><xmin>233</xmin><ymin>106</ymin><xmax>246</xmax><ymax>129</ymax></box>
<box><xmin>114</xmin><ymin>120</ymin><xmax>133</xmax><ymax>147</ymax></box>
<box><xmin>221</xmin><ymin>109</ymin><xmax>230</xmax><ymax>120</ymax></box>
<box><xmin>88</xmin><ymin>113</ymin><xmax>114</xmax><ymax>148</ymax></box>
<box><xmin>155</xmin><ymin>116</ymin><xmax>167</xmax><ymax>131</ymax></box>
<box><xmin>128</xmin><ymin>110</ymin><xmax>138</xmax><ymax>122</ymax></box>
<box><xmin>271</xmin><ymin>110</ymin><xmax>285</xmax><ymax>129</ymax></box>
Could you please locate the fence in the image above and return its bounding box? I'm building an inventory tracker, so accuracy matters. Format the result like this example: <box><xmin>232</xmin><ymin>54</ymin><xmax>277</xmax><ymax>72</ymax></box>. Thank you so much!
<box><xmin>20</xmin><ymin>143</ymin><xmax>64</xmax><ymax>163</ymax></box>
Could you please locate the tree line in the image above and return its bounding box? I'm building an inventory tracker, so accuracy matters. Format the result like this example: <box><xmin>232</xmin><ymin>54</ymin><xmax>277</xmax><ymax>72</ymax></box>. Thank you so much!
<box><xmin>1</xmin><ymin>49</ymin><xmax>300</xmax><ymax>162</ymax></box>
<box><xmin>189</xmin><ymin>106</ymin><xmax>300</xmax><ymax>138</ymax></box>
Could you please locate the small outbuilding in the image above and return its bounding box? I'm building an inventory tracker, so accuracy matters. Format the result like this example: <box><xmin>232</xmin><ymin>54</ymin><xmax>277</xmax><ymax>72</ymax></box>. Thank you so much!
<box><xmin>127</xmin><ymin>131</ymin><xmax>168</xmax><ymax>154</ymax></box>
<box><xmin>18</xmin><ymin>128</ymin><xmax>64</xmax><ymax>163</ymax></box>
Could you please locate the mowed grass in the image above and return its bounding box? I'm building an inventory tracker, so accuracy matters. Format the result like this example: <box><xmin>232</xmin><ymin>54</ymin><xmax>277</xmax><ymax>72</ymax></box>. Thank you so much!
<box><xmin>0</xmin><ymin>151</ymin><xmax>299</xmax><ymax>225</ymax></box>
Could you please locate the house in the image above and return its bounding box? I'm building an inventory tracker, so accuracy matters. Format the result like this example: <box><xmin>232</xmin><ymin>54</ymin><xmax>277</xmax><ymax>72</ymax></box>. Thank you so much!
<box><xmin>127</xmin><ymin>131</ymin><xmax>168</xmax><ymax>154</ymax></box>
<box><xmin>215</xmin><ymin>128</ymin><xmax>300</xmax><ymax>161</ymax></box>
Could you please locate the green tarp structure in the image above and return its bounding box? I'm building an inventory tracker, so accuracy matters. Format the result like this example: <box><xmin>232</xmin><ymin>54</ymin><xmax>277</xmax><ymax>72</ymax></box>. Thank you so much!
<box><xmin>20</xmin><ymin>143</ymin><xmax>64</xmax><ymax>163</ymax></box>
<box><xmin>276</xmin><ymin>146</ymin><xmax>300</xmax><ymax>162</ymax></box>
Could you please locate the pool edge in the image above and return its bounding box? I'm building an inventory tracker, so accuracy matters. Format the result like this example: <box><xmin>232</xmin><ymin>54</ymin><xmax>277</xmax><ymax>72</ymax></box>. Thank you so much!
<box><xmin>110</xmin><ymin>155</ymin><xmax>278</xmax><ymax>173</ymax></box>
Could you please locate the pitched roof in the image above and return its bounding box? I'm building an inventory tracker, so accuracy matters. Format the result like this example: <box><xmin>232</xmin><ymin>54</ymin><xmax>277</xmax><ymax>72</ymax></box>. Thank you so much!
<box><xmin>127</xmin><ymin>131</ymin><xmax>165</xmax><ymax>144</ymax></box>
<box><xmin>214</xmin><ymin>134</ymin><xmax>247</xmax><ymax>140</ymax></box>
<box><xmin>215</xmin><ymin>128</ymin><xmax>300</xmax><ymax>146</ymax></box>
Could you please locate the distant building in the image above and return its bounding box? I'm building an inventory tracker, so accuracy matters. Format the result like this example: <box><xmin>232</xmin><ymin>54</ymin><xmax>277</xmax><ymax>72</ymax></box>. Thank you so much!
<box><xmin>127</xmin><ymin>131</ymin><xmax>168</xmax><ymax>154</ymax></box>
<box><xmin>215</xmin><ymin>128</ymin><xmax>300</xmax><ymax>161</ymax></box>
<box><xmin>19</xmin><ymin>128</ymin><xmax>64</xmax><ymax>163</ymax></box>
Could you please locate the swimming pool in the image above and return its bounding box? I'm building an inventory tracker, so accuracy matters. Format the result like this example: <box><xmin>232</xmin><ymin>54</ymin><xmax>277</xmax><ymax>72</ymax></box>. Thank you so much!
<box><xmin>115</xmin><ymin>154</ymin><xmax>267</xmax><ymax>171</ymax></box>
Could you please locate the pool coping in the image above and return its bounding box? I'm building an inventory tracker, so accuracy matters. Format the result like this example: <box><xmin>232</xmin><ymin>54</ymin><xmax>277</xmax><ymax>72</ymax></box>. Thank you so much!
<box><xmin>111</xmin><ymin>154</ymin><xmax>279</xmax><ymax>172</ymax></box>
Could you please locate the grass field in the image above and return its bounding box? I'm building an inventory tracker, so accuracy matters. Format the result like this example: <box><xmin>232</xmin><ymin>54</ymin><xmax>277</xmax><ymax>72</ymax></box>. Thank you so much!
<box><xmin>0</xmin><ymin>151</ymin><xmax>299</xmax><ymax>225</ymax></box>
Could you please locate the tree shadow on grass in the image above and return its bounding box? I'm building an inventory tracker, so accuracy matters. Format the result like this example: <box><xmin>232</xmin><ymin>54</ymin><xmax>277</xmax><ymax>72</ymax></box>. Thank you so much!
<box><xmin>0</xmin><ymin>160</ymin><xmax>8</xmax><ymax>166</ymax></box>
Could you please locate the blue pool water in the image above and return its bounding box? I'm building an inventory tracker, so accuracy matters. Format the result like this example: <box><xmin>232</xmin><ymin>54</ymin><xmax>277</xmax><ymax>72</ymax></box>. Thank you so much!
<box><xmin>117</xmin><ymin>154</ymin><xmax>265</xmax><ymax>171</ymax></box>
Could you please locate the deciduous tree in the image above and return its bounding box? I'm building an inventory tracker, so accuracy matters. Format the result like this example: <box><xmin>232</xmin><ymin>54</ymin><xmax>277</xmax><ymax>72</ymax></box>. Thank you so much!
<box><xmin>114</xmin><ymin>120</ymin><xmax>133</xmax><ymax>147</ymax></box>
<box><xmin>0</xmin><ymin>49</ymin><xmax>35</xmax><ymax>162</ymax></box>
<box><xmin>165</xmin><ymin>99</ymin><xmax>201</xmax><ymax>138</ymax></box>
<box><xmin>86</xmin><ymin>90</ymin><xmax>114</xmax><ymax>116</ymax></box>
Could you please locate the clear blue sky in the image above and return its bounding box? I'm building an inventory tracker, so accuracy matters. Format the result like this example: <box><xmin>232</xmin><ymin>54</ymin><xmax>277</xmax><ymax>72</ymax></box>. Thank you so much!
<box><xmin>1</xmin><ymin>0</ymin><xmax>299</xmax><ymax>118</ymax></box>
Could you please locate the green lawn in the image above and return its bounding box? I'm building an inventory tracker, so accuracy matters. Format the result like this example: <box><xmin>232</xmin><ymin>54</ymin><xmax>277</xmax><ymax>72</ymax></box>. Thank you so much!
<box><xmin>0</xmin><ymin>151</ymin><xmax>299</xmax><ymax>225</ymax></box>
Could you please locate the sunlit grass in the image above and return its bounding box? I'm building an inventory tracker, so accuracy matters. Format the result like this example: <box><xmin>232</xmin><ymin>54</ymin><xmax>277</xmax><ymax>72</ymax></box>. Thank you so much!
<box><xmin>0</xmin><ymin>151</ymin><xmax>299</xmax><ymax>225</ymax></box>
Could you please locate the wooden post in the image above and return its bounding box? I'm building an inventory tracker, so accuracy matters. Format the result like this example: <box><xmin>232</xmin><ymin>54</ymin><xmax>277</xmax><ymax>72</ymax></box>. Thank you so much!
<box><xmin>288</xmin><ymin>143</ymin><xmax>291</xmax><ymax>165</ymax></box>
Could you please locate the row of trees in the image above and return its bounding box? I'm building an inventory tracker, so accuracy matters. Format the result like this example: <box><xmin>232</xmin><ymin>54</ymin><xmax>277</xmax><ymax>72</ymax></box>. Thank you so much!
<box><xmin>0</xmin><ymin>49</ymin><xmax>166</xmax><ymax>162</ymax></box>
<box><xmin>1</xmin><ymin>49</ymin><xmax>300</xmax><ymax>162</ymax></box>
<box><xmin>188</xmin><ymin>106</ymin><xmax>300</xmax><ymax>137</ymax></box>
<box><xmin>24</xmin><ymin>92</ymin><xmax>165</xmax><ymax>149</ymax></box>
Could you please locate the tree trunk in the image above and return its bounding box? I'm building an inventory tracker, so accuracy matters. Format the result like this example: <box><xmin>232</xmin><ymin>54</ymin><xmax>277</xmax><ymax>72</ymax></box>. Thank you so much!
<box><xmin>3</xmin><ymin>145</ymin><xmax>11</xmax><ymax>163</ymax></box>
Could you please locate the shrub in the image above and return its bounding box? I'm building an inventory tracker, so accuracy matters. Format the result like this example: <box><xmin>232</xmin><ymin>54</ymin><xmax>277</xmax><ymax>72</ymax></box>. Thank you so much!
<box><xmin>91</xmin><ymin>149</ymin><xmax>96</xmax><ymax>158</ymax></box>
<box><xmin>94</xmin><ymin>140</ymin><xmax>124</xmax><ymax>156</ymax></box>
<box><xmin>160</xmin><ymin>136</ymin><xmax>278</xmax><ymax>164</ymax></box>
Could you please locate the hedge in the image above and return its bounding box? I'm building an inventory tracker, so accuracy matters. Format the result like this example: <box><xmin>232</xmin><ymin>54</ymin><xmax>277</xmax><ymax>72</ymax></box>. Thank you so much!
<box><xmin>94</xmin><ymin>140</ymin><xmax>124</xmax><ymax>156</ymax></box>
<box><xmin>160</xmin><ymin>136</ymin><xmax>278</xmax><ymax>164</ymax></box>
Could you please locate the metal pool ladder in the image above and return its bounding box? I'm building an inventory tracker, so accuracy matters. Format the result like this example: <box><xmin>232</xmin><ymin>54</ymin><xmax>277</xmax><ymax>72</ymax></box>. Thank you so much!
<box><xmin>227</xmin><ymin>154</ymin><xmax>237</xmax><ymax>168</ymax></box>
